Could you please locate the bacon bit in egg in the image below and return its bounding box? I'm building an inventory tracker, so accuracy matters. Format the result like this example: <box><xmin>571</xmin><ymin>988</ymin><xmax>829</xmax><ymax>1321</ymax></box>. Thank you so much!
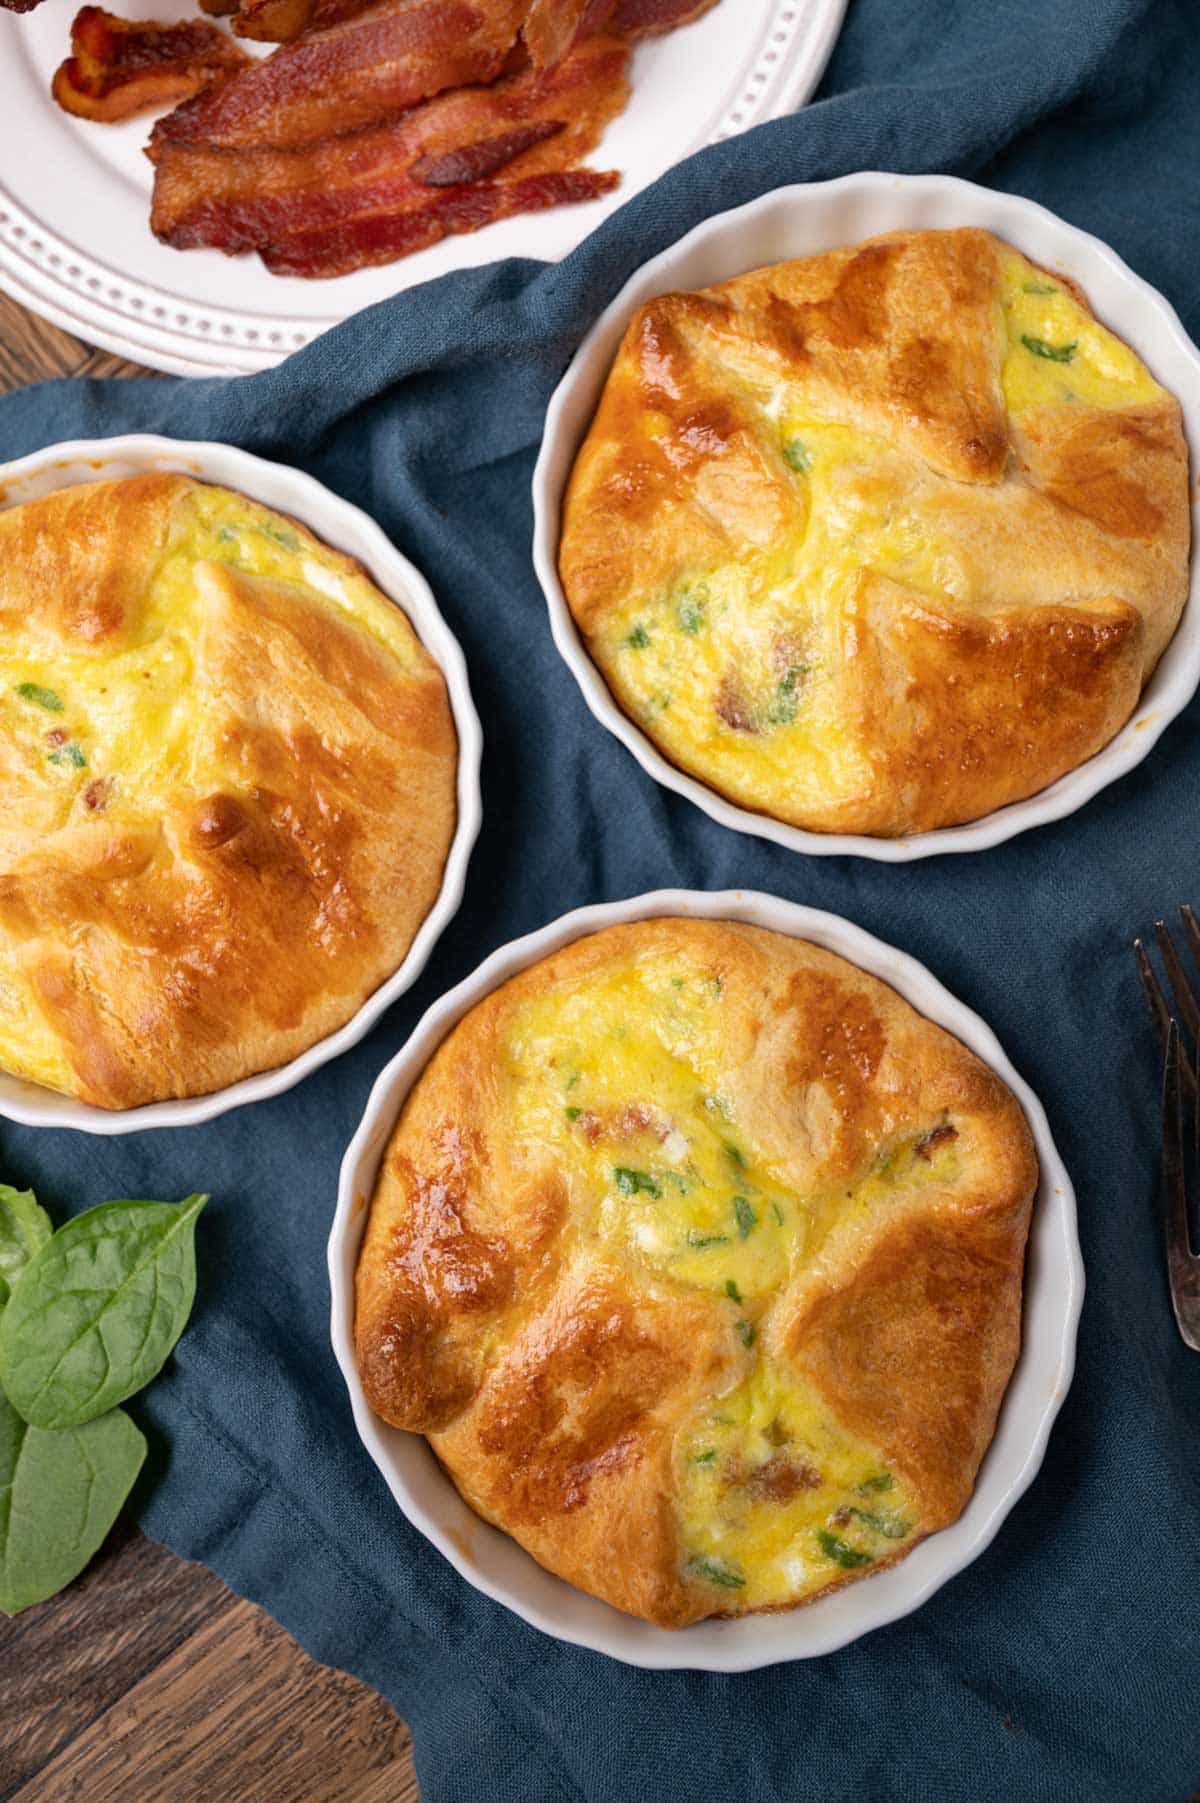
<box><xmin>914</xmin><ymin>1123</ymin><xmax>958</xmax><ymax>1160</ymax></box>
<box><xmin>83</xmin><ymin>777</ymin><xmax>112</xmax><ymax>812</ymax></box>
<box><xmin>617</xmin><ymin>1102</ymin><xmax>668</xmax><ymax>1141</ymax></box>
<box><xmin>744</xmin><ymin>1455</ymin><xmax>823</xmax><ymax>1503</ymax></box>
<box><xmin>45</xmin><ymin>728</ymin><xmax>67</xmax><ymax>747</ymax></box>
<box><xmin>571</xmin><ymin>1102</ymin><xmax>671</xmax><ymax>1146</ymax></box>
<box><xmin>714</xmin><ymin>674</ymin><xmax>758</xmax><ymax>733</ymax></box>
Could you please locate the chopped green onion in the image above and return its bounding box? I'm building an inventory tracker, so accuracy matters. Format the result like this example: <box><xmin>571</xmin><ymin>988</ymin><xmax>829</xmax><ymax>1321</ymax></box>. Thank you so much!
<box><xmin>816</xmin><ymin>1530</ymin><xmax>873</xmax><ymax>1569</ymax></box>
<box><xmin>47</xmin><ymin>742</ymin><xmax>86</xmax><ymax>769</ymax></box>
<box><xmin>858</xmin><ymin>1472</ymin><xmax>893</xmax><ymax>1495</ymax></box>
<box><xmin>687</xmin><ymin>1230</ymin><xmax>729</xmax><ymax>1249</ymax></box>
<box><xmin>724</xmin><ymin>1278</ymin><xmax>742</xmax><ymax>1304</ymax></box>
<box><xmin>259</xmin><ymin>520</ymin><xmax>300</xmax><ymax>550</ymax></box>
<box><xmin>770</xmin><ymin>1201</ymin><xmax>785</xmax><ymax>1226</ymax></box>
<box><xmin>687</xmin><ymin>1555</ymin><xmax>744</xmax><ymax>1589</ymax></box>
<box><xmin>733</xmin><ymin>1195</ymin><xmax>757</xmax><ymax>1240</ymax></box>
<box><xmin>613</xmin><ymin>1167</ymin><xmax>660</xmax><ymax>1198</ymax></box>
<box><xmin>691</xmin><ymin>1448</ymin><xmax>717</xmax><ymax>1466</ymax></box>
<box><xmin>215</xmin><ymin>526</ymin><xmax>239</xmax><ymax>546</ymax></box>
<box><xmin>850</xmin><ymin>1508</ymin><xmax>909</xmax><ymax>1540</ymax></box>
<box><xmin>565</xmin><ymin>1106</ymin><xmax>581</xmax><ymax>1121</ymax></box>
<box><xmin>1021</xmin><ymin>334</ymin><xmax>1076</xmax><ymax>364</ymax></box>
<box><xmin>1022</xmin><ymin>281</ymin><xmax>1058</xmax><ymax>295</ymax></box>
<box><xmin>624</xmin><ymin>623</ymin><xmax>650</xmax><ymax>649</ymax></box>
<box><xmin>737</xmin><ymin>1319</ymin><xmax>756</xmax><ymax>1350</ymax></box>
<box><xmin>677</xmin><ymin>595</ymin><xmax>705</xmax><ymax>635</ymax></box>
<box><xmin>15</xmin><ymin>684</ymin><xmax>63</xmax><ymax>713</ymax></box>
<box><xmin>783</xmin><ymin>439</ymin><xmax>812</xmax><ymax>472</ymax></box>
<box><xmin>723</xmin><ymin>1141</ymin><xmax>746</xmax><ymax>1170</ymax></box>
<box><xmin>767</xmin><ymin>665</ymin><xmax>809</xmax><ymax>727</ymax></box>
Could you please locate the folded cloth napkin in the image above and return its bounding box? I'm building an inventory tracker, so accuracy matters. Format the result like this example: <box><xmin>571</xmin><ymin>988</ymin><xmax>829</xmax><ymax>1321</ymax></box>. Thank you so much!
<box><xmin>3</xmin><ymin>0</ymin><xmax>1199</xmax><ymax>1795</ymax></box>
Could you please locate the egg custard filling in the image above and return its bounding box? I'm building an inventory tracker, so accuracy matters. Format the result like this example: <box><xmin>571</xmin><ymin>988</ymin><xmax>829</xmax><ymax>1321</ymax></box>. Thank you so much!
<box><xmin>505</xmin><ymin>946</ymin><xmax>946</xmax><ymax>1610</ymax></box>
<box><xmin>0</xmin><ymin>472</ymin><xmax>456</xmax><ymax>1107</ymax></box>
<box><xmin>356</xmin><ymin>918</ymin><xmax>1036</xmax><ymax>1627</ymax></box>
<box><xmin>558</xmin><ymin>229</ymin><xmax>1189</xmax><ymax>837</ymax></box>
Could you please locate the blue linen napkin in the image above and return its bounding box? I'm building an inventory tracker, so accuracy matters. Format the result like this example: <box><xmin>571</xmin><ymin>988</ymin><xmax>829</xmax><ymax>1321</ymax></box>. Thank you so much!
<box><xmin>4</xmin><ymin>0</ymin><xmax>1200</xmax><ymax>1795</ymax></box>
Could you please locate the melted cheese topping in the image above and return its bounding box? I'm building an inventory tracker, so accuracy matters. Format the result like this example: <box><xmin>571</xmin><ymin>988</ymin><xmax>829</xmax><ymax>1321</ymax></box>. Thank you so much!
<box><xmin>0</xmin><ymin>483</ymin><xmax>422</xmax><ymax>1093</ymax></box>
<box><xmin>503</xmin><ymin>946</ymin><xmax>959</xmax><ymax>1609</ymax></box>
<box><xmin>593</xmin><ymin>249</ymin><xmax>1164</xmax><ymax>826</ymax></box>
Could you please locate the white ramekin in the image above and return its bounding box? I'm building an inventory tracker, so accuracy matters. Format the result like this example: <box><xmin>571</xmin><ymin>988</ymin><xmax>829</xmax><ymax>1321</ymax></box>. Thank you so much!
<box><xmin>532</xmin><ymin>172</ymin><xmax>1200</xmax><ymax>861</ymax></box>
<box><xmin>0</xmin><ymin>435</ymin><xmax>482</xmax><ymax>1134</ymax></box>
<box><xmin>329</xmin><ymin>889</ymin><xmax>1082</xmax><ymax>1671</ymax></box>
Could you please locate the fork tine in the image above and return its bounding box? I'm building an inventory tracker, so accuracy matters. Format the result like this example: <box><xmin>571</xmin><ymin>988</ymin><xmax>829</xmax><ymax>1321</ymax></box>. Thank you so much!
<box><xmin>1135</xmin><ymin>934</ymin><xmax>1197</xmax><ymax>1098</ymax></box>
<box><xmin>1135</xmin><ymin>937</ymin><xmax>1173</xmax><ymax>1045</ymax></box>
<box><xmin>1162</xmin><ymin>1020</ymin><xmax>1191</xmax><ymax>1264</ymax></box>
<box><xmin>1161</xmin><ymin>1021</ymin><xmax>1200</xmax><ymax>1349</ymax></box>
<box><xmin>1181</xmin><ymin>903</ymin><xmax>1200</xmax><ymax>975</ymax></box>
<box><xmin>1154</xmin><ymin>918</ymin><xmax>1200</xmax><ymax>1040</ymax></box>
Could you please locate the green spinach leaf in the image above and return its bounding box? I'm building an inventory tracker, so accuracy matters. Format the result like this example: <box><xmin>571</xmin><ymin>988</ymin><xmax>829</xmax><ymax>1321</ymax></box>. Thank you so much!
<box><xmin>0</xmin><ymin>1195</ymin><xmax>207</xmax><ymax>1430</ymax></box>
<box><xmin>0</xmin><ymin>1186</ymin><xmax>52</xmax><ymax>1308</ymax></box>
<box><xmin>0</xmin><ymin>1386</ymin><xmax>145</xmax><ymax>1615</ymax></box>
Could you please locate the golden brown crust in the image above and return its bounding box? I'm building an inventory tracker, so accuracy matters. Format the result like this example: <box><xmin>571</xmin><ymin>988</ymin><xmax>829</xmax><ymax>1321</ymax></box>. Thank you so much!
<box><xmin>558</xmin><ymin>227</ymin><xmax>1190</xmax><ymax>836</ymax></box>
<box><xmin>356</xmin><ymin>918</ymin><xmax>1038</xmax><ymax>1626</ymax></box>
<box><xmin>0</xmin><ymin>473</ymin><xmax>457</xmax><ymax>1107</ymax></box>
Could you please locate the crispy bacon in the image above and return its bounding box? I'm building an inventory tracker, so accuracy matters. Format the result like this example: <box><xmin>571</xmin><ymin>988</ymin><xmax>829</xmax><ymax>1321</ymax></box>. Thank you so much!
<box><xmin>150</xmin><ymin>35</ymin><xmax>628</xmax><ymax>275</ymax></box>
<box><xmin>52</xmin><ymin>8</ymin><xmax>248</xmax><ymax>124</ymax></box>
<box><xmin>263</xmin><ymin>167</ymin><xmax>617</xmax><ymax>276</ymax></box>
<box><xmin>231</xmin><ymin>0</ymin><xmax>317</xmax><ymax>40</ymax></box>
<box><xmin>605</xmin><ymin>0</ymin><xmax>719</xmax><ymax>32</ymax></box>
<box><xmin>0</xmin><ymin>0</ymin><xmax>48</xmax><ymax>11</ymax></box>
<box><xmin>409</xmin><ymin>118</ymin><xmax>564</xmax><ymax>185</ymax></box>
<box><xmin>522</xmin><ymin>0</ymin><xmax>589</xmax><ymax>68</ymax></box>
<box><xmin>151</xmin><ymin>0</ymin><xmax>530</xmax><ymax>150</ymax></box>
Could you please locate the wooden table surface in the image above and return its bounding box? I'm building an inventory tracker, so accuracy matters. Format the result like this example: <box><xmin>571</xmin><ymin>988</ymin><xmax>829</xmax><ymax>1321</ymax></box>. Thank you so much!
<box><xmin>0</xmin><ymin>291</ymin><xmax>420</xmax><ymax>1803</ymax></box>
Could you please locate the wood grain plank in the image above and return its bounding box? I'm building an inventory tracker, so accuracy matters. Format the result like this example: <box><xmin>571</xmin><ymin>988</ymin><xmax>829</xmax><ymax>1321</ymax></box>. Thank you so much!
<box><xmin>0</xmin><ymin>291</ymin><xmax>85</xmax><ymax>391</ymax></box>
<box><xmin>0</xmin><ymin>1525</ymin><xmax>236</xmax><ymax>1795</ymax></box>
<box><xmin>0</xmin><ymin>292</ymin><xmax>152</xmax><ymax>393</ymax></box>
<box><xmin>7</xmin><ymin>1551</ymin><xmax>414</xmax><ymax>1803</ymax></box>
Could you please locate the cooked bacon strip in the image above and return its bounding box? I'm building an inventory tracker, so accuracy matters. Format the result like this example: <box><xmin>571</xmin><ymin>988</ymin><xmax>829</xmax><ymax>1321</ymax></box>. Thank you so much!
<box><xmin>231</xmin><ymin>0</ymin><xmax>317</xmax><ymax>39</ymax></box>
<box><xmin>263</xmin><ymin>166</ymin><xmax>617</xmax><ymax>276</ymax></box>
<box><xmin>52</xmin><ymin>8</ymin><xmax>248</xmax><ymax>124</ymax></box>
<box><xmin>150</xmin><ymin>36</ymin><xmax>627</xmax><ymax>275</ymax></box>
<box><xmin>151</xmin><ymin>0</ymin><xmax>530</xmax><ymax>150</ymax></box>
<box><xmin>522</xmin><ymin>0</ymin><xmax>589</xmax><ymax>68</ymax></box>
<box><xmin>151</xmin><ymin>34</ymin><xmax>626</xmax><ymax>232</ymax></box>
<box><xmin>605</xmin><ymin>0</ymin><xmax>719</xmax><ymax>31</ymax></box>
<box><xmin>0</xmin><ymin>0</ymin><xmax>48</xmax><ymax>11</ymax></box>
<box><xmin>409</xmin><ymin>118</ymin><xmax>564</xmax><ymax>186</ymax></box>
<box><xmin>198</xmin><ymin>0</ymin><xmax>238</xmax><ymax>13</ymax></box>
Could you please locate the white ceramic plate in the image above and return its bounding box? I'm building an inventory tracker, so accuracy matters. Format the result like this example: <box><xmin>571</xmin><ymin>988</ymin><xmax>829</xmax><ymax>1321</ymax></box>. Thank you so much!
<box><xmin>0</xmin><ymin>434</ymin><xmax>482</xmax><ymax>1134</ymax></box>
<box><xmin>0</xmin><ymin>0</ymin><xmax>846</xmax><ymax>377</ymax></box>
<box><xmin>329</xmin><ymin>888</ymin><xmax>1082</xmax><ymax>1671</ymax></box>
<box><xmin>532</xmin><ymin>172</ymin><xmax>1200</xmax><ymax>862</ymax></box>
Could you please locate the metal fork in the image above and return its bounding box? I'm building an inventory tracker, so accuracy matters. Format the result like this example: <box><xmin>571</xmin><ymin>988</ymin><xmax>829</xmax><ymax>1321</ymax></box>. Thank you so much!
<box><xmin>1133</xmin><ymin>908</ymin><xmax>1200</xmax><ymax>1349</ymax></box>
